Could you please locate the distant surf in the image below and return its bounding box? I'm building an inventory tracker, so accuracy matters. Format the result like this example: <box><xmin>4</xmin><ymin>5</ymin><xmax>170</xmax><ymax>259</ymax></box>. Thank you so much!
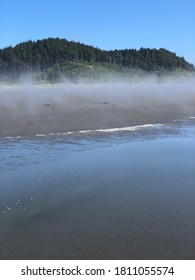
<box><xmin>55</xmin><ymin>123</ymin><xmax>164</xmax><ymax>136</ymax></box>
<box><xmin>1</xmin><ymin>123</ymin><xmax>164</xmax><ymax>139</ymax></box>
<box><xmin>1</xmin><ymin>117</ymin><xmax>195</xmax><ymax>140</ymax></box>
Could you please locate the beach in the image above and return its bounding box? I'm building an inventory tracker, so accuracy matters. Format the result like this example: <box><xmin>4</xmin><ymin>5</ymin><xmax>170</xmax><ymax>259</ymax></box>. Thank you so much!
<box><xmin>0</xmin><ymin>120</ymin><xmax>195</xmax><ymax>259</ymax></box>
<box><xmin>0</xmin><ymin>82</ymin><xmax>195</xmax><ymax>260</ymax></box>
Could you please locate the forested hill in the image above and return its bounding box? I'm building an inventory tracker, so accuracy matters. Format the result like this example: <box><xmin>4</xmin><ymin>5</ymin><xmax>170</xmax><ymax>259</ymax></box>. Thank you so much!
<box><xmin>0</xmin><ymin>37</ymin><xmax>194</xmax><ymax>82</ymax></box>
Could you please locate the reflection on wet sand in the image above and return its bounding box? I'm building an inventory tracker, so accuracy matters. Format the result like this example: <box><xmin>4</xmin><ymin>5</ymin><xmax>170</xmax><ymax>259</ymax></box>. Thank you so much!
<box><xmin>0</xmin><ymin>121</ymin><xmax>195</xmax><ymax>260</ymax></box>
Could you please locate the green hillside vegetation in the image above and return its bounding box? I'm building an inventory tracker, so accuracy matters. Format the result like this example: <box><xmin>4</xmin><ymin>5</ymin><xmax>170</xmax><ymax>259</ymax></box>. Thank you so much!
<box><xmin>0</xmin><ymin>38</ymin><xmax>194</xmax><ymax>82</ymax></box>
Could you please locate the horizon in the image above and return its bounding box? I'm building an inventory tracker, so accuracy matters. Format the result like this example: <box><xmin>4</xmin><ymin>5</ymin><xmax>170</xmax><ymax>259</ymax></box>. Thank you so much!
<box><xmin>0</xmin><ymin>0</ymin><xmax>195</xmax><ymax>65</ymax></box>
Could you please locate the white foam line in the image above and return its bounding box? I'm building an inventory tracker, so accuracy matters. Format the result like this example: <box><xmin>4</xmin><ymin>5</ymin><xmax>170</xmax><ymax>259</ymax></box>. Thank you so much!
<box><xmin>1</xmin><ymin>136</ymin><xmax>23</xmax><ymax>139</ymax></box>
<box><xmin>33</xmin><ymin>124</ymin><xmax>164</xmax><ymax>137</ymax></box>
<box><xmin>1</xmin><ymin>124</ymin><xmax>164</xmax><ymax>140</ymax></box>
<box><xmin>67</xmin><ymin>124</ymin><xmax>163</xmax><ymax>135</ymax></box>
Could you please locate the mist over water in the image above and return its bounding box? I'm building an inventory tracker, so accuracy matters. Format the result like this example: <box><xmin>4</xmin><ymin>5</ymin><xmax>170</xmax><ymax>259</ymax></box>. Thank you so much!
<box><xmin>0</xmin><ymin>75</ymin><xmax>195</xmax><ymax>138</ymax></box>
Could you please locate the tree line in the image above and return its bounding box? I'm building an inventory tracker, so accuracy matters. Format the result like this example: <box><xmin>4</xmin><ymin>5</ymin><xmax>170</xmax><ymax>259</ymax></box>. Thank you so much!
<box><xmin>0</xmin><ymin>37</ymin><xmax>194</xmax><ymax>81</ymax></box>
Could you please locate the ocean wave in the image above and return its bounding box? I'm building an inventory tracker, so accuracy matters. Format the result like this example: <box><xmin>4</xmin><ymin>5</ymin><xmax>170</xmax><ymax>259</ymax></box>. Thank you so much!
<box><xmin>75</xmin><ymin>124</ymin><xmax>163</xmax><ymax>134</ymax></box>
<box><xmin>1</xmin><ymin>123</ymin><xmax>163</xmax><ymax>140</ymax></box>
<box><xmin>1</xmin><ymin>117</ymin><xmax>195</xmax><ymax>140</ymax></box>
<box><xmin>36</xmin><ymin>123</ymin><xmax>164</xmax><ymax>137</ymax></box>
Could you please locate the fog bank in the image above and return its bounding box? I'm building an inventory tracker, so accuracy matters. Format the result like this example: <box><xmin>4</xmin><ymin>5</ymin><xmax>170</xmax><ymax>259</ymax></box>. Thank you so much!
<box><xmin>0</xmin><ymin>76</ymin><xmax>195</xmax><ymax>137</ymax></box>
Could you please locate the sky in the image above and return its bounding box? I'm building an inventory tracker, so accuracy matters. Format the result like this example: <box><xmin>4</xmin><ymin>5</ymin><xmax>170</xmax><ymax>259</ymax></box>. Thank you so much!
<box><xmin>0</xmin><ymin>0</ymin><xmax>195</xmax><ymax>64</ymax></box>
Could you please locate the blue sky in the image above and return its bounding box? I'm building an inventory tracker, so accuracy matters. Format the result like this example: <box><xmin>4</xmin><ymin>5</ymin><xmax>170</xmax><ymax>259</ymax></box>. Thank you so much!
<box><xmin>0</xmin><ymin>0</ymin><xmax>195</xmax><ymax>64</ymax></box>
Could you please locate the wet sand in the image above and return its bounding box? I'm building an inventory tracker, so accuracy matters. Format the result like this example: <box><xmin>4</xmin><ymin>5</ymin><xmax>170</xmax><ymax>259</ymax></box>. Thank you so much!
<box><xmin>0</xmin><ymin>123</ymin><xmax>195</xmax><ymax>260</ymax></box>
<box><xmin>0</xmin><ymin>82</ymin><xmax>195</xmax><ymax>137</ymax></box>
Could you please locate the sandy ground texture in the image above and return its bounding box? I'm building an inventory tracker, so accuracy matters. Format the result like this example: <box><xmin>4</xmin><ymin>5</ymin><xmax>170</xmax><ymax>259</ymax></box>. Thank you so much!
<box><xmin>0</xmin><ymin>81</ymin><xmax>195</xmax><ymax>137</ymax></box>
